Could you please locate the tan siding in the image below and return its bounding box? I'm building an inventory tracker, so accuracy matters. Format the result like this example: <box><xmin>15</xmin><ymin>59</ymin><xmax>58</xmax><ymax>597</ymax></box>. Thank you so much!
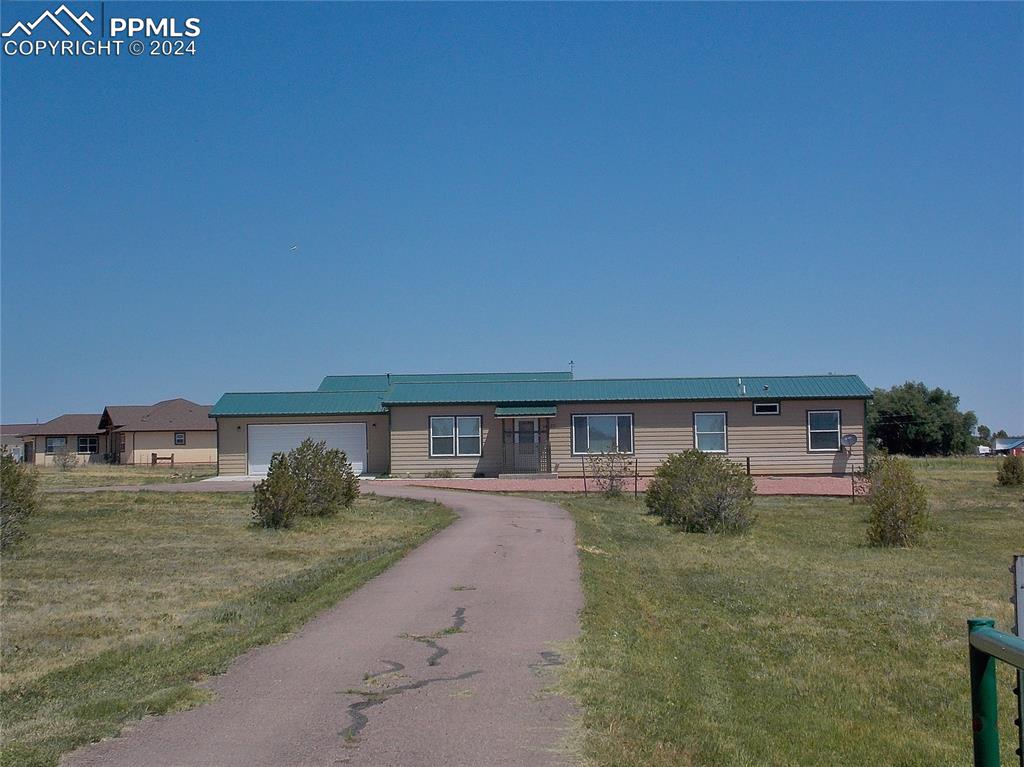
<box><xmin>215</xmin><ymin>415</ymin><xmax>390</xmax><ymax>476</ymax></box>
<box><xmin>389</xmin><ymin>399</ymin><xmax>866</xmax><ymax>477</ymax></box>
<box><xmin>551</xmin><ymin>399</ymin><xmax>865</xmax><ymax>476</ymax></box>
<box><xmin>122</xmin><ymin>431</ymin><xmax>217</xmax><ymax>465</ymax></box>
<box><xmin>389</xmin><ymin>406</ymin><xmax>502</xmax><ymax>477</ymax></box>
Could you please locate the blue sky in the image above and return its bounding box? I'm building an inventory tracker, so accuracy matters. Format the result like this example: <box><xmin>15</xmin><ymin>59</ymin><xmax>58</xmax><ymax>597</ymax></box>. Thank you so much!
<box><xmin>2</xmin><ymin>2</ymin><xmax>1021</xmax><ymax>431</ymax></box>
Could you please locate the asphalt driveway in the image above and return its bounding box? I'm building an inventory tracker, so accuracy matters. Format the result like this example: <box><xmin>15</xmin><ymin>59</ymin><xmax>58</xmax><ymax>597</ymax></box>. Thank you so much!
<box><xmin>63</xmin><ymin>486</ymin><xmax>583</xmax><ymax>767</ymax></box>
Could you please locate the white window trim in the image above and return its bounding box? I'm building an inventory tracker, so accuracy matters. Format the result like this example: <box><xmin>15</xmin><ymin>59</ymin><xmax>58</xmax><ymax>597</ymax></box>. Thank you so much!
<box><xmin>753</xmin><ymin>402</ymin><xmax>780</xmax><ymax>416</ymax></box>
<box><xmin>174</xmin><ymin>432</ymin><xmax>186</xmax><ymax>446</ymax></box>
<box><xmin>429</xmin><ymin>416</ymin><xmax>482</xmax><ymax>458</ymax></box>
<box><xmin>77</xmin><ymin>436</ymin><xmax>99</xmax><ymax>454</ymax></box>
<box><xmin>807</xmin><ymin>409</ymin><xmax>842</xmax><ymax>452</ymax></box>
<box><xmin>694</xmin><ymin>412</ymin><xmax>728</xmax><ymax>453</ymax></box>
<box><xmin>571</xmin><ymin>414</ymin><xmax>634</xmax><ymax>455</ymax></box>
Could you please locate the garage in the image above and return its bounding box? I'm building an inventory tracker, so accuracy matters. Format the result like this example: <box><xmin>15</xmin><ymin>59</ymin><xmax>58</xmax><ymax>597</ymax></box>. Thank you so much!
<box><xmin>247</xmin><ymin>423</ymin><xmax>367</xmax><ymax>476</ymax></box>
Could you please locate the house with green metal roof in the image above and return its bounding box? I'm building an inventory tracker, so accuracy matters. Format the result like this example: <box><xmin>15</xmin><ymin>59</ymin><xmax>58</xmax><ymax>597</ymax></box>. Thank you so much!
<box><xmin>210</xmin><ymin>370</ymin><xmax>871</xmax><ymax>478</ymax></box>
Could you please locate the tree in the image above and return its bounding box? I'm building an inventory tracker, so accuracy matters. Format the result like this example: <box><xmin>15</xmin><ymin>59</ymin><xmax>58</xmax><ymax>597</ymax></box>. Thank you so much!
<box><xmin>976</xmin><ymin>424</ymin><xmax>991</xmax><ymax>443</ymax></box>
<box><xmin>867</xmin><ymin>382</ymin><xmax>977</xmax><ymax>456</ymax></box>
<box><xmin>994</xmin><ymin>429</ymin><xmax>1009</xmax><ymax>440</ymax></box>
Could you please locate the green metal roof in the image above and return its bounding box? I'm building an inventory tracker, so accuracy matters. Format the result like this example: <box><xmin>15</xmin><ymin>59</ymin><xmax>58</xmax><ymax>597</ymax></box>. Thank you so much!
<box><xmin>210</xmin><ymin>391</ymin><xmax>386</xmax><ymax>417</ymax></box>
<box><xmin>318</xmin><ymin>371</ymin><xmax>572</xmax><ymax>392</ymax></box>
<box><xmin>212</xmin><ymin>373</ymin><xmax>870</xmax><ymax>418</ymax></box>
<box><xmin>383</xmin><ymin>375</ymin><xmax>872</xmax><ymax>405</ymax></box>
<box><xmin>494</xmin><ymin>405</ymin><xmax>557</xmax><ymax>417</ymax></box>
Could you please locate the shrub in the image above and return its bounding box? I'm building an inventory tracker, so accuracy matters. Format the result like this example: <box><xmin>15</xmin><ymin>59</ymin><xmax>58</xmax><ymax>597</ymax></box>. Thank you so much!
<box><xmin>866</xmin><ymin>456</ymin><xmax>928</xmax><ymax>547</ymax></box>
<box><xmin>52</xmin><ymin>445</ymin><xmax>78</xmax><ymax>471</ymax></box>
<box><xmin>587</xmin><ymin>451</ymin><xmax>634</xmax><ymax>497</ymax></box>
<box><xmin>645</xmin><ymin>451</ymin><xmax>755</xmax><ymax>534</ymax></box>
<box><xmin>997</xmin><ymin>454</ymin><xmax>1024</xmax><ymax>487</ymax></box>
<box><xmin>424</xmin><ymin>469</ymin><xmax>455</xmax><ymax>479</ymax></box>
<box><xmin>288</xmin><ymin>439</ymin><xmax>359</xmax><ymax>516</ymax></box>
<box><xmin>1</xmin><ymin>448</ymin><xmax>39</xmax><ymax>549</ymax></box>
<box><xmin>252</xmin><ymin>452</ymin><xmax>300</xmax><ymax>528</ymax></box>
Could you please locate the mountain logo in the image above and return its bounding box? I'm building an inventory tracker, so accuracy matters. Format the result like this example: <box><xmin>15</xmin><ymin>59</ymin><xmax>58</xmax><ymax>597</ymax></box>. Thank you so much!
<box><xmin>2</xmin><ymin>4</ymin><xmax>94</xmax><ymax>37</ymax></box>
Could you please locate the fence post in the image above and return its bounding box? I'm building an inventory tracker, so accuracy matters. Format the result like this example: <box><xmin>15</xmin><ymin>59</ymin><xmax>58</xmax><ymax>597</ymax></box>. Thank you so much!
<box><xmin>969</xmin><ymin>618</ymin><xmax>1001</xmax><ymax>767</ymax></box>
<box><xmin>634</xmin><ymin>460</ymin><xmax>639</xmax><ymax>500</ymax></box>
<box><xmin>581</xmin><ymin>456</ymin><xmax>587</xmax><ymax>497</ymax></box>
<box><xmin>746</xmin><ymin>456</ymin><xmax>750</xmax><ymax>476</ymax></box>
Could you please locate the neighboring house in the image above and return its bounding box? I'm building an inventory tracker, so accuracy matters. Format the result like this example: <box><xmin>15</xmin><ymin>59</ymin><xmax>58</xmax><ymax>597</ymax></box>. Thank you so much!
<box><xmin>99</xmin><ymin>398</ymin><xmax>216</xmax><ymax>465</ymax></box>
<box><xmin>21</xmin><ymin>414</ymin><xmax>107</xmax><ymax>465</ymax></box>
<box><xmin>993</xmin><ymin>436</ymin><xmax>1024</xmax><ymax>456</ymax></box>
<box><xmin>210</xmin><ymin>371</ymin><xmax>872</xmax><ymax>478</ymax></box>
<box><xmin>1</xmin><ymin>423</ymin><xmax>35</xmax><ymax>461</ymax></box>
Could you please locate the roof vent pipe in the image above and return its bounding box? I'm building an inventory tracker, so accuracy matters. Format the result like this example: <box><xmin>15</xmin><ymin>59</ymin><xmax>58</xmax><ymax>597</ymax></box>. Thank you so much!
<box><xmin>738</xmin><ymin>377</ymin><xmax>746</xmax><ymax>396</ymax></box>
<box><xmin>386</xmin><ymin>372</ymin><xmax>391</xmax><ymax>385</ymax></box>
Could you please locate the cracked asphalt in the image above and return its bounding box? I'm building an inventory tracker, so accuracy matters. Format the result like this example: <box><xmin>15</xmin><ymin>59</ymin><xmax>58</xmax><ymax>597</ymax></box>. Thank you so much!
<box><xmin>62</xmin><ymin>486</ymin><xmax>583</xmax><ymax>767</ymax></box>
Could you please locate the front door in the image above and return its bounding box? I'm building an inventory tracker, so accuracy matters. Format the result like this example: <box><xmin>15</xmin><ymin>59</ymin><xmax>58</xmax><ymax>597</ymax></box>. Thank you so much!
<box><xmin>513</xmin><ymin>419</ymin><xmax>539</xmax><ymax>472</ymax></box>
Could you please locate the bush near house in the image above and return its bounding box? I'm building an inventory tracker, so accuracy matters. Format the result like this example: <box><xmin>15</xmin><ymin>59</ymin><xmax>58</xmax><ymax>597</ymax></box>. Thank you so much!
<box><xmin>51</xmin><ymin>446</ymin><xmax>78</xmax><ymax>472</ymax></box>
<box><xmin>866</xmin><ymin>455</ymin><xmax>928</xmax><ymax>547</ymax></box>
<box><xmin>997</xmin><ymin>454</ymin><xmax>1024</xmax><ymax>486</ymax></box>
<box><xmin>0</xmin><ymin>448</ymin><xmax>39</xmax><ymax>549</ymax></box>
<box><xmin>252</xmin><ymin>440</ymin><xmax>360</xmax><ymax>528</ymax></box>
<box><xmin>645</xmin><ymin>450</ymin><xmax>755</xmax><ymax>533</ymax></box>
<box><xmin>289</xmin><ymin>439</ymin><xmax>359</xmax><ymax>516</ymax></box>
<box><xmin>587</xmin><ymin>451</ymin><xmax>634</xmax><ymax>498</ymax></box>
<box><xmin>252</xmin><ymin>453</ymin><xmax>300</xmax><ymax>529</ymax></box>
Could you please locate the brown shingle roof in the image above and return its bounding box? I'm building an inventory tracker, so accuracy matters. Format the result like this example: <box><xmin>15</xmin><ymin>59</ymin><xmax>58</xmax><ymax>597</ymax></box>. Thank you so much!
<box><xmin>24</xmin><ymin>414</ymin><xmax>103</xmax><ymax>436</ymax></box>
<box><xmin>99</xmin><ymin>399</ymin><xmax>214</xmax><ymax>432</ymax></box>
<box><xmin>1</xmin><ymin>423</ymin><xmax>36</xmax><ymax>437</ymax></box>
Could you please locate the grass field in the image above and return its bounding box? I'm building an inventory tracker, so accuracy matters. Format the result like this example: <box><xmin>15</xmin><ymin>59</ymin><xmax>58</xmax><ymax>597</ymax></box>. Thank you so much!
<box><xmin>0</xmin><ymin>490</ymin><xmax>455</xmax><ymax>767</ymax></box>
<box><xmin>556</xmin><ymin>457</ymin><xmax>1024</xmax><ymax>766</ymax></box>
<box><xmin>34</xmin><ymin>463</ymin><xmax>218</xmax><ymax>489</ymax></box>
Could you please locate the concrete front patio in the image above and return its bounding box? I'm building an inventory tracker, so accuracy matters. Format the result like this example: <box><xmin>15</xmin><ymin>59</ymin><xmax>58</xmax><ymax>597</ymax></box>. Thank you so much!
<box><xmin>366</xmin><ymin>474</ymin><xmax>855</xmax><ymax>497</ymax></box>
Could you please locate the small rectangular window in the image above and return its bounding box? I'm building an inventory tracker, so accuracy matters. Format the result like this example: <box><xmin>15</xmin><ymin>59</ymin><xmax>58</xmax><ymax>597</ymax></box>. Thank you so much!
<box><xmin>694</xmin><ymin>412</ymin><xmax>727</xmax><ymax>453</ymax></box>
<box><xmin>808</xmin><ymin>410</ymin><xmax>841</xmax><ymax>452</ymax></box>
<box><xmin>45</xmin><ymin>436</ymin><xmax>66</xmax><ymax>454</ymax></box>
<box><xmin>430</xmin><ymin>416</ymin><xmax>481</xmax><ymax>457</ymax></box>
<box><xmin>753</xmin><ymin>402</ymin><xmax>780</xmax><ymax>416</ymax></box>
<box><xmin>77</xmin><ymin>436</ymin><xmax>99</xmax><ymax>454</ymax></box>
<box><xmin>571</xmin><ymin>414</ymin><xmax>634</xmax><ymax>454</ymax></box>
<box><xmin>174</xmin><ymin>432</ymin><xmax>186</xmax><ymax>446</ymax></box>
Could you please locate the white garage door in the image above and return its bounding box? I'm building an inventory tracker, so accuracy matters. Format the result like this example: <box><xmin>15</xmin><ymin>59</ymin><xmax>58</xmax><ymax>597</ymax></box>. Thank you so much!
<box><xmin>247</xmin><ymin>423</ymin><xmax>367</xmax><ymax>476</ymax></box>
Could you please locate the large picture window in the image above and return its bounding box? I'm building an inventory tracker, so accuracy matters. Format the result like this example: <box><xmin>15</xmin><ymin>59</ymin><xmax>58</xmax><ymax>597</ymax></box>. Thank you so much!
<box><xmin>572</xmin><ymin>414</ymin><xmax>633</xmax><ymax>454</ymax></box>
<box><xmin>430</xmin><ymin>416</ymin><xmax>481</xmax><ymax>457</ymax></box>
<box><xmin>45</xmin><ymin>436</ymin><xmax>66</xmax><ymax>454</ymax></box>
<box><xmin>694</xmin><ymin>412</ymin><xmax>727</xmax><ymax>453</ymax></box>
<box><xmin>807</xmin><ymin>410</ymin><xmax>841</xmax><ymax>452</ymax></box>
<box><xmin>77</xmin><ymin>436</ymin><xmax>99</xmax><ymax>454</ymax></box>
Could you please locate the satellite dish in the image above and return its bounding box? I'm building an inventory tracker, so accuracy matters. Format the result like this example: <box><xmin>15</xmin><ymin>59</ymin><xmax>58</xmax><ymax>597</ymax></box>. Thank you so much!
<box><xmin>841</xmin><ymin>434</ymin><xmax>858</xmax><ymax>447</ymax></box>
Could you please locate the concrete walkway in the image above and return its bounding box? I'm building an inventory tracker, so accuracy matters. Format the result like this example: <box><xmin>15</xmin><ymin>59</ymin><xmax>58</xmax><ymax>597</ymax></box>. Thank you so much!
<box><xmin>63</xmin><ymin>486</ymin><xmax>583</xmax><ymax>767</ymax></box>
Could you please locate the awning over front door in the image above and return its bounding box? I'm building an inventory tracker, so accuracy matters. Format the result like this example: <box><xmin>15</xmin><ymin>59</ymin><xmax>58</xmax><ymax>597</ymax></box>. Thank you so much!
<box><xmin>494</xmin><ymin>405</ymin><xmax>557</xmax><ymax>418</ymax></box>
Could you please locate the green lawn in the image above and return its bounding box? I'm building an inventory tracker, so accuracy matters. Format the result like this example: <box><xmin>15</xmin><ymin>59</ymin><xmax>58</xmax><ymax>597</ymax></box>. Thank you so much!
<box><xmin>0</xmin><ymin>490</ymin><xmax>455</xmax><ymax>767</ymax></box>
<box><xmin>35</xmin><ymin>463</ymin><xmax>218</xmax><ymax>489</ymax></box>
<box><xmin>555</xmin><ymin>458</ymin><xmax>1023</xmax><ymax>766</ymax></box>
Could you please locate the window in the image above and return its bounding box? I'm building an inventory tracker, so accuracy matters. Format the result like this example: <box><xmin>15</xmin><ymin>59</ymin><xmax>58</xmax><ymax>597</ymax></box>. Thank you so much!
<box><xmin>77</xmin><ymin>436</ymin><xmax>99</xmax><ymax>454</ymax></box>
<box><xmin>808</xmin><ymin>410</ymin><xmax>841</xmax><ymax>452</ymax></box>
<box><xmin>694</xmin><ymin>412</ymin><xmax>727</xmax><ymax>453</ymax></box>
<box><xmin>45</xmin><ymin>436</ymin><xmax>66</xmax><ymax>454</ymax></box>
<box><xmin>174</xmin><ymin>432</ymin><xmax>186</xmax><ymax>446</ymax></box>
<box><xmin>118</xmin><ymin>433</ymin><xmax>126</xmax><ymax>451</ymax></box>
<box><xmin>430</xmin><ymin>416</ymin><xmax>481</xmax><ymax>457</ymax></box>
<box><xmin>753</xmin><ymin>402</ymin><xmax>780</xmax><ymax>416</ymax></box>
<box><xmin>572</xmin><ymin>414</ymin><xmax>633</xmax><ymax>454</ymax></box>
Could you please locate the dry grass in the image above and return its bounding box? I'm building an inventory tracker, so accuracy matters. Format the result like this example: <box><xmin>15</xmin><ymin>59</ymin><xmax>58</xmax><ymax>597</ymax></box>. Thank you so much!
<box><xmin>555</xmin><ymin>457</ymin><xmax>1024</xmax><ymax>766</ymax></box>
<box><xmin>34</xmin><ymin>463</ymin><xmax>217</xmax><ymax>489</ymax></box>
<box><xmin>0</xmin><ymin>490</ymin><xmax>454</xmax><ymax>766</ymax></box>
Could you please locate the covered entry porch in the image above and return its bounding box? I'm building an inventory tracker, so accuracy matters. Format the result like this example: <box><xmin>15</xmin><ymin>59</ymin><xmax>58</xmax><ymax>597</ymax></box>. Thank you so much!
<box><xmin>495</xmin><ymin>405</ymin><xmax>555</xmax><ymax>475</ymax></box>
